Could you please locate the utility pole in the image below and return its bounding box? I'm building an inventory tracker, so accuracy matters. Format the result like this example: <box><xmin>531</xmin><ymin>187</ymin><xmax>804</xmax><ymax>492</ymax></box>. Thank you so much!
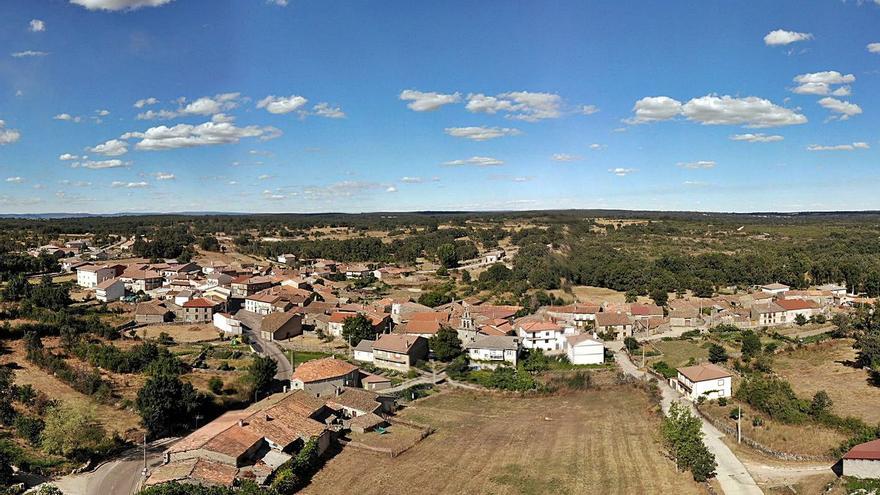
<box><xmin>141</xmin><ymin>433</ymin><xmax>147</xmax><ymax>478</ymax></box>
<box><xmin>737</xmin><ymin>404</ymin><xmax>742</xmax><ymax>444</ymax></box>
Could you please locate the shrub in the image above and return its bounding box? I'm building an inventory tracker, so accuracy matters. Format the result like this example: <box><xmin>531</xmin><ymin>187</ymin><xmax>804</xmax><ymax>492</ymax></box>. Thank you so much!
<box><xmin>208</xmin><ymin>376</ymin><xmax>224</xmax><ymax>395</ymax></box>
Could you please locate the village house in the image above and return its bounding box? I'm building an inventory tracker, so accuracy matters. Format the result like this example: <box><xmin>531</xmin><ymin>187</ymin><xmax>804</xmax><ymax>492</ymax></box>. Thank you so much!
<box><xmin>564</xmin><ymin>334</ymin><xmax>605</xmax><ymax>365</ymax></box>
<box><xmin>669</xmin><ymin>307</ymin><xmax>702</xmax><ymax>329</ymax></box>
<box><xmin>276</xmin><ymin>253</ymin><xmax>297</xmax><ymax>265</ymax></box>
<box><xmin>674</xmin><ymin>363</ymin><xmax>732</xmax><ymax>401</ymax></box>
<box><xmin>775</xmin><ymin>298</ymin><xmax>823</xmax><ymax>323</ymax></box>
<box><xmin>259</xmin><ymin>311</ymin><xmax>302</xmax><ymax>341</ymax></box>
<box><xmin>483</xmin><ymin>249</ymin><xmax>505</xmax><ymax>264</ymax></box>
<box><xmin>371</xmin><ymin>334</ymin><xmax>428</xmax><ymax>372</ymax></box>
<box><xmin>76</xmin><ymin>264</ymin><xmax>117</xmax><ymax>288</ymax></box>
<box><xmin>327</xmin><ymin>311</ymin><xmax>390</xmax><ymax>338</ymax></box>
<box><xmin>842</xmin><ymin>438</ymin><xmax>880</xmax><ymax>479</ymax></box>
<box><xmin>816</xmin><ymin>283</ymin><xmax>848</xmax><ymax>298</ymax></box>
<box><xmin>361</xmin><ymin>373</ymin><xmax>392</xmax><ymax>392</ymax></box>
<box><xmin>395</xmin><ymin>311</ymin><xmax>450</xmax><ymax>338</ymax></box>
<box><xmin>751</xmin><ymin>302</ymin><xmax>786</xmax><ymax>326</ymax></box>
<box><xmin>213</xmin><ymin>312</ymin><xmax>242</xmax><ymax>335</ymax></box>
<box><xmin>95</xmin><ymin>277</ymin><xmax>124</xmax><ymax>303</ymax></box>
<box><xmin>161</xmin><ymin>262</ymin><xmax>202</xmax><ymax>280</ymax></box>
<box><xmin>352</xmin><ymin>339</ymin><xmax>375</xmax><ymax>363</ymax></box>
<box><xmin>544</xmin><ymin>303</ymin><xmax>600</xmax><ymax>328</ymax></box>
<box><xmin>245</xmin><ymin>286</ymin><xmax>314</xmax><ymax>315</ymax></box>
<box><xmin>594</xmin><ymin>312</ymin><xmax>634</xmax><ymax>340</ymax></box>
<box><xmin>230</xmin><ymin>275</ymin><xmax>274</xmax><ymax>298</ymax></box>
<box><xmin>135</xmin><ymin>301</ymin><xmax>173</xmax><ymax>324</ymax></box>
<box><xmin>760</xmin><ymin>282</ymin><xmax>790</xmax><ymax>295</ymax></box>
<box><xmin>290</xmin><ymin>357</ymin><xmax>361</xmax><ymax>396</ymax></box>
<box><xmin>390</xmin><ymin>300</ymin><xmax>433</xmax><ymax>324</ymax></box>
<box><xmin>517</xmin><ymin>321</ymin><xmax>567</xmax><ymax>353</ymax></box>
<box><xmin>182</xmin><ymin>298</ymin><xmax>221</xmax><ymax>323</ymax></box>
<box><xmin>630</xmin><ymin>303</ymin><xmax>663</xmax><ymax>322</ymax></box>
<box><xmin>465</xmin><ymin>335</ymin><xmax>521</xmax><ymax>367</ymax></box>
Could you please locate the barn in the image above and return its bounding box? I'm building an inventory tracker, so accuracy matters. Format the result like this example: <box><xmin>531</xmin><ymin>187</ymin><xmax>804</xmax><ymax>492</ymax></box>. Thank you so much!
<box><xmin>843</xmin><ymin>438</ymin><xmax>880</xmax><ymax>479</ymax></box>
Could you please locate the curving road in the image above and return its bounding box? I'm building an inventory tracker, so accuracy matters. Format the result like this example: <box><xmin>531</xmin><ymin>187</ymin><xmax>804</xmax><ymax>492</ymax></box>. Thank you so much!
<box><xmin>234</xmin><ymin>309</ymin><xmax>293</xmax><ymax>381</ymax></box>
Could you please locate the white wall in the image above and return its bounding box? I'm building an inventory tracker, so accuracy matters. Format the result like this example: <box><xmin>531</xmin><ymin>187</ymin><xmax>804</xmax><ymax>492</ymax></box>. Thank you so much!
<box><xmin>843</xmin><ymin>459</ymin><xmax>880</xmax><ymax>479</ymax></box>
<box><xmin>566</xmin><ymin>341</ymin><xmax>603</xmax><ymax>365</ymax></box>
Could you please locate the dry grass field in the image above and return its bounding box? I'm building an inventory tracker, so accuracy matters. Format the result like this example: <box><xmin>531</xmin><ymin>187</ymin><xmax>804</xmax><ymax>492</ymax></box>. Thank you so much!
<box><xmin>303</xmin><ymin>388</ymin><xmax>707</xmax><ymax>495</ymax></box>
<box><xmin>646</xmin><ymin>339</ymin><xmax>709</xmax><ymax>368</ymax></box>
<box><xmin>137</xmin><ymin>323</ymin><xmax>221</xmax><ymax>343</ymax></box>
<box><xmin>774</xmin><ymin>339</ymin><xmax>880</xmax><ymax>425</ymax></box>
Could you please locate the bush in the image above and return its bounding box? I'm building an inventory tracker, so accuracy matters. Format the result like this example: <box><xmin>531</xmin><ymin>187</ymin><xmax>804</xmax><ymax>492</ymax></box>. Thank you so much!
<box><xmin>652</xmin><ymin>361</ymin><xmax>677</xmax><ymax>379</ymax></box>
<box><xmin>208</xmin><ymin>376</ymin><xmax>224</xmax><ymax>395</ymax></box>
<box><xmin>735</xmin><ymin>376</ymin><xmax>808</xmax><ymax>424</ymax></box>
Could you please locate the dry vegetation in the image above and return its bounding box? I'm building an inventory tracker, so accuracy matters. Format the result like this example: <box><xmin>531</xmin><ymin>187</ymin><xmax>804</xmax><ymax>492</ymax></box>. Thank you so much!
<box><xmin>137</xmin><ymin>323</ymin><xmax>221</xmax><ymax>344</ymax></box>
<box><xmin>303</xmin><ymin>387</ymin><xmax>707</xmax><ymax>495</ymax></box>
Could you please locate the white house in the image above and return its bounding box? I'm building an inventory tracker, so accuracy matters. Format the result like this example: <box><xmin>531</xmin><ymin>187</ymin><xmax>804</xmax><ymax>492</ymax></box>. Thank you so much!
<box><xmin>77</xmin><ymin>264</ymin><xmax>116</xmax><ymax>288</ymax></box>
<box><xmin>353</xmin><ymin>339</ymin><xmax>375</xmax><ymax>363</ymax></box>
<box><xmin>817</xmin><ymin>283</ymin><xmax>847</xmax><ymax>298</ymax></box>
<box><xmin>674</xmin><ymin>363</ymin><xmax>732</xmax><ymax>401</ymax></box>
<box><xmin>775</xmin><ymin>298</ymin><xmax>822</xmax><ymax>323</ymax></box>
<box><xmin>277</xmin><ymin>254</ymin><xmax>296</xmax><ymax>264</ymax></box>
<box><xmin>465</xmin><ymin>336</ymin><xmax>520</xmax><ymax>367</ymax></box>
<box><xmin>484</xmin><ymin>250</ymin><xmax>505</xmax><ymax>264</ymax></box>
<box><xmin>95</xmin><ymin>277</ymin><xmax>124</xmax><ymax>303</ymax></box>
<box><xmin>174</xmin><ymin>289</ymin><xmax>194</xmax><ymax>307</ymax></box>
<box><xmin>564</xmin><ymin>334</ymin><xmax>604</xmax><ymax>365</ymax></box>
<box><xmin>842</xmin><ymin>439</ymin><xmax>880</xmax><ymax>479</ymax></box>
<box><xmin>517</xmin><ymin>321</ymin><xmax>567</xmax><ymax>353</ymax></box>
<box><xmin>213</xmin><ymin>312</ymin><xmax>242</xmax><ymax>335</ymax></box>
<box><xmin>760</xmin><ymin>282</ymin><xmax>790</xmax><ymax>295</ymax></box>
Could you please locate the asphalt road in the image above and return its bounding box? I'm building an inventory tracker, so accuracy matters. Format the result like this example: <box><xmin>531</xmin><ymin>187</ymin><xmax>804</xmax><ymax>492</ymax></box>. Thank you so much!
<box><xmin>235</xmin><ymin>309</ymin><xmax>293</xmax><ymax>381</ymax></box>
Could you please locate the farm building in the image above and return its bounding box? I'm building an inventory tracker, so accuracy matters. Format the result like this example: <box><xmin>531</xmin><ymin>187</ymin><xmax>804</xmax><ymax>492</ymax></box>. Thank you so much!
<box><xmin>259</xmin><ymin>311</ymin><xmax>302</xmax><ymax>341</ymax></box>
<box><xmin>564</xmin><ymin>334</ymin><xmax>604</xmax><ymax>365</ymax></box>
<box><xmin>95</xmin><ymin>277</ymin><xmax>124</xmax><ymax>303</ymax></box>
<box><xmin>842</xmin><ymin>438</ymin><xmax>880</xmax><ymax>479</ymax></box>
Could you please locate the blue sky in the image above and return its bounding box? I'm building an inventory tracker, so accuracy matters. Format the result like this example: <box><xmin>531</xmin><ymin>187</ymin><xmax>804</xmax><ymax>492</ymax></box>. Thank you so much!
<box><xmin>0</xmin><ymin>0</ymin><xmax>878</xmax><ymax>214</ymax></box>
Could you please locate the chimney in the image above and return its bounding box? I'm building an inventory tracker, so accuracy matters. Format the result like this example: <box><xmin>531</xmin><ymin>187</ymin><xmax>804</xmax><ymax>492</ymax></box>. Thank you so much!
<box><xmin>283</xmin><ymin>385</ymin><xmax>288</xmax><ymax>393</ymax></box>
<box><xmin>238</xmin><ymin>420</ymin><xmax>244</xmax><ymax>427</ymax></box>
<box><xmin>335</xmin><ymin>387</ymin><xmax>341</xmax><ymax>397</ymax></box>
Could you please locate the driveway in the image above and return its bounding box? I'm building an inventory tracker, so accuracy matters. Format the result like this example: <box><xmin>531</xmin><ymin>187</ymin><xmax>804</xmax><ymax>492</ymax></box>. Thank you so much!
<box><xmin>234</xmin><ymin>309</ymin><xmax>292</xmax><ymax>381</ymax></box>
<box><xmin>615</xmin><ymin>350</ymin><xmax>764</xmax><ymax>495</ymax></box>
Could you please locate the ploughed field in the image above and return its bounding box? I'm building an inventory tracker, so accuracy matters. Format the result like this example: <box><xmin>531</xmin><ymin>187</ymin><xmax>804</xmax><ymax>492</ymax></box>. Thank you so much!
<box><xmin>303</xmin><ymin>387</ymin><xmax>706</xmax><ymax>495</ymax></box>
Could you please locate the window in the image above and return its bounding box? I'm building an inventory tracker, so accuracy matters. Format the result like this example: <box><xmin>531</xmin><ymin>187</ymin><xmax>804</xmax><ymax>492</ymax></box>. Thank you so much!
<box><xmin>717</xmin><ymin>379</ymin><xmax>724</xmax><ymax>386</ymax></box>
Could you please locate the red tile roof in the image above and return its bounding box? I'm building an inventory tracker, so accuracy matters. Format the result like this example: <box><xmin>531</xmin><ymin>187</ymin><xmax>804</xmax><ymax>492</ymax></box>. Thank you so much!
<box><xmin>844</xmin><ymin>438</ymin><xmax>880</xmax><ymax>460</ymax></box>
<box><xmin>291</xmin><ymin>357</ymin><xmax>358</xmax><ymax>383</ymax></box>
<box><xmin>775</xmin><ymin>298</ymin><xmax>818</xmax><ymax>311</ymax></box>
<box><xmin>184</xmin><ymin>298</ymin><xmax>218</xmax><ymax>308</ymax></box>
<box><xmin>677</xmin><ymin>363</ymin><xmax>732</xmax><ymax>382</ymax></box>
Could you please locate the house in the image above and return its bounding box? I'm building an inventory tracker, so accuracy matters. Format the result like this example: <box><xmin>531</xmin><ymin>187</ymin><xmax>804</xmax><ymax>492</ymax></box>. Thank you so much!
<box><xmin>751</xmin><ymin>302</ymin><xmax>786</xmax><ymax>326</ymax></box>
<box><xmin>372</xmin><ymin>334</ymin><xmax>429</xmax><ymax>372</ymax></box>
<box><xmin>465</xmin><ymin>336</ymin><xmax>521</xmax><ymax>367</ymax></box>
<box><xmin>842</xmin><ymin>438</ymin><xmax>880</xmax><ymax>479</ymax></box>
<box><xmin>484</xmin><ymin>249</ymin><xmax>505</xmax><ymax>264</ymax></box>
<box><xmin>361</xmin><ymin>373</ymin><xmax>391</xmax><ymax>392</ymax></box>
<box><xmin>290</xmin><ymin>357</ymin><xmax>360</xmax><ymax>396</ymax></box>
<box><xmin>517</xmin><ymin>321</ymin><xmax>566</xmax><ymax>353</ymax></box>
<box><xmin>594</xmin><ymin>312</ymin><xmax>633</xmax><ymax>340</ymax></box>
<box><xmin>135</xmin><ymin>301</ymin><xmax>172</xmax><ymax>324</ymax></box>
<box><xmin>327</xmin><ymin>311</ymin><xmax>390</xmax><ymax>338</ymax></box>
<box><xmin>182</xmin><ymin>298</ymin><xmax>221</xmax><ymax>323</ymax></box>
<box><xmin>213</xmin><ymin>312</ymin><xmax>242</xmax><ymax>335</ymax></box>
<box><xmin>816</xmin><ymin>283</ymin><xmax>848</xmax><ymax>298</ymax></box>
<box><xmin>390</xmin><ymin>301</ymin><xmax>433</xmax><ymax>324</ymax></box>
<box><xmin>259</xmin><ymin>311</ymin><xmax>302</xmax><ymax>341</ymax></box>
<box><xmin>95</xmin><ymin>277</ymin><xmax>125</xmax><ymax>303</ymax></box>
<box><xmin>245</xmin><ymin>286</ymin><xmax>314</xmax><ymax>315</ymax></box>
<box><xmin>760</xmin><ymin>282</ymin><xmax>790</xmax><ymax>295</ymax></box>
<box><xmin>565</xmin><ymin>334</ymin><xmax>605</xmax><ymax>365</ymax></box>
<box><xmin>277</xmin><ymin>254</ymin><xmax>297</xmax><ymax>265</ymax></box>
<box><xmin>395</xmin><ymin>311</ymin><xmax>450</xmax><ymax>338</ymax></box>
<box><xmin>630</xmin><ymin>303</ymin><xmax>663</xmax><ymax>321</ymax></box>
<box><xmin>775</xmin><ymin>298</ymin><xmax>822</xmax><ymax>323</ymax></box>
<box><xmin>352</xmin><ymin>339</ymin><xmax>375</xmax><ymax>363</ymax></box>
<box><xmin>174</xmin><ymin>289</ymin><xmax>194</xmax><ymax>307</ymax></box>
<box><xmin>230</xmin><ymin>275</ymin><xmax>274</xmax><ymax>298</ymax></box>
<box><xmin>76</xmin><ymin>264</ymin><xmax>116</xmax><ymax>288</ymax></box>
<box><xmin>341</xmin><ymin>263</ymin><xmax>371</xmax><ymax>279</ymax></box>
<box><xmin>669</xmin><ymin>307</ymin><xmax>701</xmax><ymax>328</ymax></box>
<box><xmin>121</xmin><ymin>267</ymin><xmax>165</xmax><ymax>293</ymax></box>
<box><xmin>674</xmin><ymin>363</ymin><xmax>732</xmax><ymax>401</ymax></box>
<box><xmin>545</xmin><ymin>303</ymin><xmax>600</xmax><ymax>328</ymax></box>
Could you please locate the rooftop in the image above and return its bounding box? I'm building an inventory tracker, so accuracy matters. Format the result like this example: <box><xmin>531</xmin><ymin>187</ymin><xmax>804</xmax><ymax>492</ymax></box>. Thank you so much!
<box><xmin>291</xmin><ymin>357</ymin><xmax>358</xmax><ymax>383</ymax></box>
<box><xmin>677</xmin><ymin>363</ymin><xmax>732</xmax><ymax>382</ymax></box>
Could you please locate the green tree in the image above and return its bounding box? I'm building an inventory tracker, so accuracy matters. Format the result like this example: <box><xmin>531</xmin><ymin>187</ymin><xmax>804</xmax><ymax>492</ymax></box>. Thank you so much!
<box><xmin>41</xmin><ymin>403</ymin><xmax>107</xmax><ymax>458</ymax></box>
<box><xmin>136</xmin><ymin>373</ymin><xmax>202</xmax><ymax>438</ymax></box>
<box><xmin>650</xmin><ymin>287</ymin><xmax>668</xmax><ymax>307</ymax></box>
<box><xmin>2</xmin><ymin>273</ymin><xmax>30</xmax><ymax>301</ymax></box>
<box><xmin>0</xmin><ymin>450</ymin><xmax>14</xmax><ymax>489</ymax></box>
<box><xmin>794</xmin><ymin>313</ymin><xmax>808</xmax><ymax>326</ymax></box>
<box><xmin>446</xmin><ymin>354</ymin><xmax>470</xmax><ymax>379</ymax></box>
<box><xmin>435</xmin><ymin>243</ymin><xmax>458</xmax><ymax>269</ymax></box>
<box><xmin>623</xmin><ymin>337</ymin><xmax>639</xmax><ymax>352</ymax></box>
<box><xmin>661</xmin><ymin>402</ymin><xmax>717</xmax><ymax>482</ymax></box>
<box><xmin>246</xmin><ymin>355</ymin><xmax>277</xmax><ymax>397</ymax></box>
<box><xmin>740</xmin><ymin>329</ymin><xmax>761</xmax><ymax>360</ymax></box>
<box><xmin>341</xmin><ymin>314</ymin><xmax>377</xmax><ymax>347</ymax></box>
<box><xmin>624</xmin><ymin>289</ymin><xmax>639</xmax><ymax>303</ymax></box>
<box><xmin>708</xmin><ymin>344</ymin><xmax>728</xmax><ymax>364</ymax></box>
<box><xmin>208</xmin><ymin>376</ymin><xmax>224</xmax><ymax>395</ymax></box>
<box><xmin>809</xmin><ymin>390</ymin><xmax>833</xmax><ymax>418</ymax></box>
<box><xmin>428</xmin><ymin>326</ymin><xmax>463</xmax><ymax>362</ymax></box>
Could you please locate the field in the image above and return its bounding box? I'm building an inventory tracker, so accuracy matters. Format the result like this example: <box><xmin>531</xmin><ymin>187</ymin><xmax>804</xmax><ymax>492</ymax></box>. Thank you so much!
<box><xmin>137</xmin><ymin>323</ymin><xmax>221</xmax><ymax>343</ymax></box>
<box><xmin>303</xmin><ymin>387</ymin><xmax>706</xmax><ymax>495</ymax></box>
<box><xmin>774</xmin><ymin>339</ymin><xmax>880</xmax><ymax>425</ymax></box>
<box><xmin>646</xmin><ymin>339</ymin><xmax>709</xmax><ymax>368</ymax></box>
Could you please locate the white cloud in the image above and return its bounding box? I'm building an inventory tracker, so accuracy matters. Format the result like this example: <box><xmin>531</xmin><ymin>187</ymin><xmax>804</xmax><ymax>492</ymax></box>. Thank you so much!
<box><xmin>818</xmin><ymin>97</ymin><xmax>862</xmax><ymax>120</ymax></box>
<box><xmin>791</xmin><ymin>71</ymin><xmax>855</xmax><ymax>95</ymax></box>
<box><xmin>625</xmin><ymin>96</ymin><xmax>683</xmax><ymax>124</ymax></box>
<box><xmin>677</xmin><ymin>160</ymin><xmax>717</xmax><ymax>169</ymax></box>
<box><xmin>443</xmin><ymin>156</ymin><xmax>505</xmax><ymax>167</ymax></box>
<box><xmin>267</xmin><ymin>0</ymin><xmax>289</xmax><ymax>5</ymax></box>
<box><xmin>312</xmin><ymin>102</ymin><xmax>346</xmax><ymax>119</ymax></box>
<box><xmin>764</xmin><ymin>29</ymin><xmax>813</xmax><ymax>46</ymax></box>
<box><xmin>69</xmin><ymin>0</ymin><xmax>174</xmax><ymax>11</ymax></box>
<box><xmin>257</xmin><ymin>95</ymin><xmax>309</xmax><ymax>114</ymax></box>
<box><xmin>681</xmin><ymin>95</ymin><xmax>807</xmax><ymax>128</ymax></box>
<box><xmin>154</xmin><ymin>172</ymin><xmax>175</xmax><ymax>180</ymax></box>
<box><xmin>609</xmin><ymin>168</ymin><xmax>636</xmax><ymax>176</ymax></box>
<box><xmin>137</xmin><ymin>109</ymin><xmax>177</xmax><ymax>120</ymax></box>
<box><xmin>96</xmin><ymin>109</ymin><xmax>111</xmax><ymax>116</ymax></box>
<box><xmin>60</xmin><ymin>180</ymin><xmax>92</xmax><ymax>187</ymax></box>
<box><xmin>399</xmin><ymin>90</ymin><xmax>461</xmax><ymax>112</ymax></box>
<box><xmin>579</xmin><ymin>105</ymin><xmax>599</xmax><ymax>115</ymax></box>
<box><xmin>5</xmin><ymin>177</ymin><xmax>24</xmax><ymax>184</ymax></box>
<box><xmin>258</xmin><ymin>174</ymin><xmax>272</xmax><ymax>180</ymax></box>
<box><xmin>88</xmin><ymin>139</ymin><xmax>128</xmax><ymax>156</ymax></box>
<box><xmin>54</xmin><ymin>113</ymin><xmax>83</xmax><ymax>123</ymax></box>
<box><xmin>400</xmin><ymin>176</ymin><xmax>423</xmax><ymax>183</ymax></box>
<box><xmin>0</xmin><ymin>121</ymin><xmax>21</xmax><ymax>145</ymax></box>
<box><xmin>134</xmin><ymin>97</ymin><xmax>159</xmax><ymax>108</ymax></box>
<box><xmin>551</xmin><ymin>153</ymin><xmax>583</xmax><ymax>162</ymax></box>
<box><xmin>111</xmin><ymin>181</ymin><xmax>149</xmax><ymax>188</ymax></box>
<box><xmin>729</xmin><ymin>133</ymin><xmax>784</xmax><ymax>143</ymax></box>
<box><xmin>465</xmin><ymin>91</ymin><xmax>563</xmax><ymax>121</ymax></box>
<box><xmin>443</xmin><ymin>126</ymin><xmax>521</xmax><ymax>141</ymax></box>
<box><xmin>71</xmin><ymin>159</ymin><xmax>127</xmax><ymax>169</ymax></box>
<box><xmin>29</xmin><ymin>19</ymin><xmax>46</xmax><ymax>32</ymax></box>
<box><xmin>122</xmin><ymin>121</ymin><xmax>282</xmax><ymax>150</ymax></box>
<box><xmin>869</xmin><ymin>43</ymin><xmax>880</xmax><ymax>54</ymax></box>
<box><xmin>806</xmin><ymin>142</ymin><xmax>870</xmax><ymax>151</ymax></box>
<box><xmin>386</xmin><ymin>186</ymin><xmax>398</xmax><ymax>193</ymax></box>
<box><xmin>11</xmin><ymin>50</ymin><xmax>49</xmax><ymax>58</ymax></box>
<box><xmin>59</xmin><ymin>153</ymin><xmax>81</xmax><ymax>161</ymax></box>
<box><xmin>589</xmin><ymin>143</ymin><xmax>606</xmax><ymax>150</ymax></box>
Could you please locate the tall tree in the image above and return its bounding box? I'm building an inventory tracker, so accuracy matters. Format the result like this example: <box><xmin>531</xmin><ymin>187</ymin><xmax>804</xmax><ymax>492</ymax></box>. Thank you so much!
<box><xmin>341</xmin><ymin>314</ymin><xmax>377</xmax><ymax>347</ymax></box>
<box><xmin>246</xmin><ymin>355</ymin><xmax>278</xmax><ymax>397</ymax></box>
<box><xmin>136</xmin><ymin>373</ymin><xmax>202</xmax><ymax>438</ymax></box>
<box><xmin>429</xmin><ymin>326</ymin><xmax>463</xmax><ymax>362</ymax></box>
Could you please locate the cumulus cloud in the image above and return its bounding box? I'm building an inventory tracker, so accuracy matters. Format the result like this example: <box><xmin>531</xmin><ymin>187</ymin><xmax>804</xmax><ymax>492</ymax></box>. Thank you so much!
<box><xmin>443</xmin><ymin>156</ymin><xmax>504</xmax><ymax>167</ymax></box>
<box><xmin>154</xmin><ymin>172</ymin><xmax>175</xmax><ymax>180</ymax></box>
<box><xmin>399</xmin><ymin>90</ymin><xmax>461</xmax><ymax>112</ymax></box>
<box><xmin>54</xmin><ymin>113</ymin><xmax>83</xmax><ymax>123</ymax></box>
<box><xmin>625</xmin><ymin>96</ymin><xmax>683</xmax><ymax>124</ymax></box>
<box><xmin>609</xmin><ymin>168</ymin><xmax>636</xmax><ymax>176</ymax></box>
<box><xmin>69</xmin><ymin>0</ymin><xmax>174</xmax><ymax>11</ymax></box>
<box><xmin>11</xmin><ymin>50</ymin><xmax>49</xmax><ymax>58</ymax></box>
<box><xmin>730</xmin><ymin>133</ymin><xmax>784</xmax><ymax>143</ymax></box>
<box><xmin>807</xmin><ymin>142</ymin><xmax>870</xmax><ymax>151</ymax></box>
<box><xmin>400</xmin><ymin>177</ymin><xmax>423</xmax><ymax>183</ymax></box>
<box><xmin>791</xmin><ymin>71</ymin><xmax>855</xmax><ymax>95</ymax></box>
<box><xmin>385</xmin><ymin>186</ymin><xmax>398</xmax><ymax>193</ymax></box>
<box><xmin>138</xmin><ymin>93</ymin><xmax>242</xmax><ymax>120</ymax></box>
<box><xmin>257</xmin><ymin>95</ymin><xmax>309</xmax><ymax>114</ymax></box>
<box><xmin>579</xmin><ymin>105</ymin><xmax>600</xmax><ymax>115</ymax></box>
<box><xmin>5</xmin><ymin>177</ymin><xmax>24</xmax><ymax>184</ymax></box>
<box><xmin>677</xmin><ymin>160</ymin><xmax>716</xmax><ymax>169</ymax></box>
<box><xmin>267</xmin><ymin>0</ymin><xmax>289</xmax><ymax>5</ymax></box>
<box><xmin>111</xmin><ymin>181</ymin><xmax>148</xmax><ymax>188</ymax></box>
<box><xmin>70</xmin><ymin>159</ymin><xmax>127</xmax><ymax>169</ymax></box>
<box><xmin>312</xmin><ymin>103</ymin><xmax>345</xmax><ymax>119</ymax></box>
<box><xmin>551</xmin><ymin>153</ymin><xmax>583</xmax><ymax>162</ymax></box>
<box><xmin>589</xmin><ymin>143</ymin><xmax>606</xmax><ymax>150</ymax></box>
<box><xmin>134</xmin><ymin>97</ymin><xmax>159</xmax><ymax>108</ymax></box>
<box><xmin>869</xmin><ymin>43</ymin><xmax>880</xmax><ymax>54</ymax></box>
<box><xmin>683</xmin><ymin>95</ymin><xmax>807</xmax><ymax>127</ymax></box>
<box><xmin>59</xmin><ymin>153</ymin><xmax>80</xmax><ymax>161</ymax></box>
<box><xmin>0</xmin><ymin>121</ymin><xmax>21</xmax><ymax>145</ymax></box>
<box><xmin>465</xmin><ymin>91</ymin><xmax>563</xmax><ymax>121</ymax></box>
<box><xmin>121</xmin><ymin>120</ymin><xmax>282</xmax><ymax>150</ymax></box>
<box><xmin>443</xmin><ymin>126</ymin><xmax>521</xmax><ymax>141</ymax></box>
<box><xmin>88</xmin><ymin>139</ymin><xmax>128</xmax><ymax>156</ymax></box>
<box><xmin>818</xmin><ymin>97</ymin><xmax>862</xmax><ymax>120</ymax></box>
<box><xmin>29</xmin><ymin>19</ymin><xmax>46</xmax><ymax>32</ymax></box>
<box><xmin>764</xmin><ymin>29</ymin><xmax>813</xmax><ymax>46</ymax></box>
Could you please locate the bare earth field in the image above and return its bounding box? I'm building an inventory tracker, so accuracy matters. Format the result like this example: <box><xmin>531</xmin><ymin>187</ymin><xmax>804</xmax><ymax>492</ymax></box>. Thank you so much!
<box><xmin>137</xmin><ymin>323</ymin><xmax>221</xmax><ymax>343</ymax></box>
<box><xmin>303</xmin><ymin>388</ymin><xmax>706</xmax><ymax>495</ymax></box>
<box><xmin>774</xmin><ymin>339</ymin><xmax>880</xmax><ymax>425</ymax></box>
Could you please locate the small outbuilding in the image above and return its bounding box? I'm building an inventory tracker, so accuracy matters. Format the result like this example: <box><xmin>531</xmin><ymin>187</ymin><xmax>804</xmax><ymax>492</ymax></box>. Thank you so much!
<box><xmin>843</xmin><ymin>438</ymin><xmax>880</xmax><ymax>479</ymax></box>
